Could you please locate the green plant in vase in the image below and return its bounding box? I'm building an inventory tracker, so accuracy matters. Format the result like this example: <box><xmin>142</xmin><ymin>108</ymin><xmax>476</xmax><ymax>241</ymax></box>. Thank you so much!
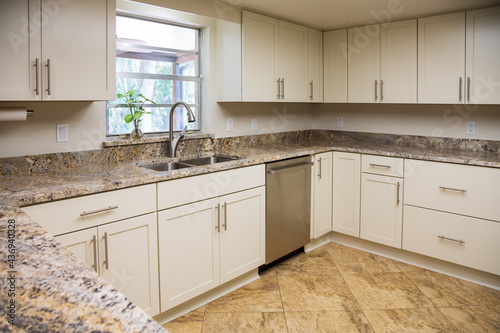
<box><xmin>117</xmin><ymin>89</ymin><xmax>157</xmax><ymax>139</ymax></box>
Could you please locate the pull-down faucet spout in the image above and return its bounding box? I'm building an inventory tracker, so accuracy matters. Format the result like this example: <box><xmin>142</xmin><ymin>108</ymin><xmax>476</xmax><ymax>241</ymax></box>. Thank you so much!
<box><xmin>168</xmin><ymin>101</ymin><xmax>196</xmax><ymax>158</ymax></box>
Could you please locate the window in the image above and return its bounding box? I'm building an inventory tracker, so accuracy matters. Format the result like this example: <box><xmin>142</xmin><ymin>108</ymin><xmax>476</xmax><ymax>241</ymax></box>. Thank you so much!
<box><xmin>107</xmin><ymin>15</ymin><xmax>201</xmax><ymax>136</ymax></box>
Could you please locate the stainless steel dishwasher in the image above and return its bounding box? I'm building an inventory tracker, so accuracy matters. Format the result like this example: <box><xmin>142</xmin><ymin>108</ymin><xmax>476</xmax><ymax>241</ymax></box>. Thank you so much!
<box><xmin>265</xmin><ymin>156</ymin><xmax>313</xmax><ymax>264</ymax></box>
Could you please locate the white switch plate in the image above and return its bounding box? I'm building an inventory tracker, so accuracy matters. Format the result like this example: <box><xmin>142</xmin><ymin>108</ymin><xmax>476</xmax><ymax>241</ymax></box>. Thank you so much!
<box><xmin>466</xmin><ymin>121</ymin><xmax>476</xmax><ymax>135</ymax></box>
<box><xmin>251</xmin><ymin>118</ymin><xmax>257</xmax><ymax>131</ymax></box>
<box><xmin>56</xmin><ymin>124</ymin><xmax>68</xmax><ymax>142</ymax></box>
<box><xmin>226</xmin><ymin>118</ymin><xmax>233</xmax><ymax>131</ymax></box>
<box><xmin>337</xmin><ymin>116</ymin><xmax>343</xmax><ymax>128</ymax></box>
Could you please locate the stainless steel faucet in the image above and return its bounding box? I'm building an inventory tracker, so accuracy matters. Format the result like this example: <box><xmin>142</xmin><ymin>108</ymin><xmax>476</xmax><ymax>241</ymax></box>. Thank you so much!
<box><xmin>168</xmin><ymin>101</ymin><xmax>196</xmax><ymax>158</ymax></box>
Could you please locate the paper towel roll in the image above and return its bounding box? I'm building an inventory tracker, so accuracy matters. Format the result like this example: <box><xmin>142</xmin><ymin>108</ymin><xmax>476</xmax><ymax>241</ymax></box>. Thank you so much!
<box><xmin>0</xmin><ymin>107</ymin><xmax>33</xmax><ymax>121</ymax></box>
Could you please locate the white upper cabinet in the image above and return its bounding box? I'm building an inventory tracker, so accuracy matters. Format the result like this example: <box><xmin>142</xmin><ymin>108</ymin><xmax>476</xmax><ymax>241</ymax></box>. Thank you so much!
<box><xmin>278</xmin><ymin>21</ymin><xmax>308</xmax><ymax>102</ymax></box>
<box><xmin>241</xmin><ymin>11</ymin><xmax>309</xmax><ymax>102</ymax></box>
<box><xmin>323</xmin><ymin>30</ymin><xmax>347</xmax><ymax>103</ymax></box>
<box><xmin>380</xmin><ymin>20</ymin><xmax>417</xmax><ymax>103</ymax></box>
<box><xmin>348</xmin><ymin>20</ymin><xmax>416</xmax><ymax>103</ymax></box>
<box><xmin>307</xmin><ymin>29</ymin><xmax>323</xmax><ymax>103</ymax></box>
<box><xmin>241</xmin><ymin>11</ymin><xmax>279</xmax><ymax>102</ymax></box>
<box><xmin>348</xmin><ymin>25</ymin><xmax>380</xmax><ymax>103</ymax></box>
<box><xmin>466</xmin><ymin>6</ymin><xmax>500</xmax><ymax>104</ymax></box>
<box><xmin>0</xmin><ymin>0</ymin><xmax>115</xmax><ymax>101</ymax></box>
<box><xmin>418</xmin><ymin>13</ymin><xmax>466</xmax><ymax>104</ymax></box>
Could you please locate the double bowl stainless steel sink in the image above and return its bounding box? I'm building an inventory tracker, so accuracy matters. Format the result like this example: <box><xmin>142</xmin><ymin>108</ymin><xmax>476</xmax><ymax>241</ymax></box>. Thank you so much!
<box><xmin>142</xmin><ymin>156</ymin><xmax>242</xmax><ymax>172</ymax></box>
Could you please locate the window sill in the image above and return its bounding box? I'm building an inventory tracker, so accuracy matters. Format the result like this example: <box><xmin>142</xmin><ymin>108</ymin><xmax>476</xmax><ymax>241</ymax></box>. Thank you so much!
<box><xmin>103</xmin><ymin>132</ymin><xmax>214</xmax><ymax>148</ymax></box>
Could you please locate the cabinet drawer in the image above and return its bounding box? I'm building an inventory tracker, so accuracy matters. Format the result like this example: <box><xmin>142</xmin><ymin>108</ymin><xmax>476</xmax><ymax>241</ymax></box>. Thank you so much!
<box><xmin>22</xmin><ymin>184</ymin><xmax>156</xmax><ymax>236</ymax></box>
<box><xmin>362</xmin><ymin>155</ymin><xmax>404</xmax><ymax>177</ymax></box>
<box><xmin>403</xmin><ymin>205</ymin><xmax>500</xmax><ymax>275</ymax></box>
<box><xmin>157</xmin><ymin>165</ymin><xmax>265</xmax><ymax>211</ymax></box>
<box><xmin>405</xmin><ymin>160</ymin><xmax>500</xmax><ymax>221</ymax></box>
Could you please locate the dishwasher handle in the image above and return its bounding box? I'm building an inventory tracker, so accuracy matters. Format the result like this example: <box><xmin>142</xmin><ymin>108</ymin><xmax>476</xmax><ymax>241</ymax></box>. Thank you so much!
<box><xmin>267</xmin><ymin>162</ymin><xmax>314</xmax><ymax>175</ymax></box>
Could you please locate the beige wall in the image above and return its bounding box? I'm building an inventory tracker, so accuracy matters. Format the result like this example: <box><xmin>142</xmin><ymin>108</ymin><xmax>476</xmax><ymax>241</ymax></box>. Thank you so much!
<box><xmin>313</xmin><ymin>103</ymin><xmax>500</xmax><ymax>141</ymax></box>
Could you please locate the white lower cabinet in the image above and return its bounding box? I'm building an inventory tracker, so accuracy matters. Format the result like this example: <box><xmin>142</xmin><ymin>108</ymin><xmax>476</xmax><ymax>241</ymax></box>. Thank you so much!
<box><xmin>56</xmin><ymin>213</ymin><xmax>160</xmax><ymax>317</ymax></box>
<box><xmin>312</xmin><ymin>152</ymin><xmax>333</xmax><ymax>238</ymax></box>
<box><xmin>403</xmin><ymin>206</ymin><xmax>500</xmax><ymax>275</ymax></box>
<box><xmin>332</xmin><ymin>152</ymin><xmax>361</xmax><ymax>237</ymax></box>
<box><xmin>360</xmin><ymin>173</ymin><xmax>403</xmax><ymax>248</ymax></box>
<box><xmin>158</xmin><ymin>186</ymin><xmax>265</xmax><ymax>312</ymax></box>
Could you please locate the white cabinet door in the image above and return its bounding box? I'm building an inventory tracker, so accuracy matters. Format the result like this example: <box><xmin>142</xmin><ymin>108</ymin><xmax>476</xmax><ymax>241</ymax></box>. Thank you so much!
<box><xmin>307</xmin><ymin>29</ymin><xmax>323</xmax><ymax>103</ymax></box>
<box><xmin>312</xmin><ymin>152</ymin><xmax>333</xmax><ymax>238</ymax></box>
<box><xmin>56</xmin><ymin>228</ymin><xmax>99</xmax><ymax>273</ymax></box>
<box><xmin>348</xmin><ymin>25</ymin><xmax>381</xmax><ymax>103</ymax></box>
<box><xmin>278</xmin><ymin>21</ymin><xmax>308</xmax><ymax>102</ymax></box>
<box><xmin>323</xmin><ymin>30</ymin><xmax>348</xmax><ymax>103</ymax></box>
<box><xmin>360</xmin><ymin>174</ymin><xmax>403</xmax><ymax>248</ymax></box>
<box><xmin>41</xmin><ymin>0</ymin><xmax>115</xmax><ymax>100</ymax></box>
<box><xmin>418</xmin><ymin>13</ymin><xmax>466</xmax><ymax>104</ymax></box>
<box><xmin>466</xmin><ymin>6</ymin><xmax>500</xmax><ymax>104</ymax></box>
<box><xmin>242</xmin><ymin>11</ymin><xmax>279</xmax><ymax>102</ymax></box>
<box><xmin>380</xmin><ymin>20</ymin><xmax>417</xmax><ymax>103</ymax></box>
<box><xmin>220</xmin><ymin>187</ymin><xmax>265</xmax><ymax>284</ymax></box>
<box><xmin>332</xmin><ymin>152</ymin><xmax>361</xmax><ymax>237</ymax></box>
<box><xmin>99</xmin><ymin>213</ymin><xmax>159</xmax><ymax>317</ymax></box>
<box><xmin>158</xmin><ymin>199</ymin><xmax>219</xmax><ymax>311</ymax></box>
<box><xmin>0</xmin><ymin>0</ymin><xmax>40</xmax><ymax>100</ymax></box>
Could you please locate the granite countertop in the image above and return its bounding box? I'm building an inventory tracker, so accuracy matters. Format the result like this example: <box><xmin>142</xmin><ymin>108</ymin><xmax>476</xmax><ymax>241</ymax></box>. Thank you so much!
<box><xmin>1</xmin><ymin>132</ymin><xmax>499</xmax><ymax>332</ymax></box>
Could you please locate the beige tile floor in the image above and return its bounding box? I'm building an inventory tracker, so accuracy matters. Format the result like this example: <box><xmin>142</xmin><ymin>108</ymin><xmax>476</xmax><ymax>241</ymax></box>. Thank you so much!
<box><xmin>163</xmin><ymin>242</ymin><xmax>500</xmax><ymax>332</ymax></box>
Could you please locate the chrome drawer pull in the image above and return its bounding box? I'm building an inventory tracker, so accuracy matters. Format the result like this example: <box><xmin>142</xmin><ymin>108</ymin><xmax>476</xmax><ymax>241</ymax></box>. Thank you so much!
<box><xmin>276</xmin><ymin>79</ymin><xmax>281</xmax><ymax>99</ymax></box>
<box><xmin>222</xmin><ymin>203</ymin><xmax>228</xmax><ymax>231</ymax></box>
<box><xmin>369</xmin><ymin>163</ymin><xmax>391</xmax><ymax>169</ymax></box>
<box><xmin>35</xmin><ymin>58</ymin><xmax>40</xmax><ymax>95</ymax></box>
<box><xmin>215</xmin><ymin>203</ymin><xmax>220</xmax><ymax>232</ymax></box>
<box><xmin>80</xmin><ymin>205</ymin><xmax>118</xmax><ymax>216</ymax></box>
<box><xmin>438</xmin><ymin>235</ymin><xmax>465</xmax><ymax>244</ymax></box>
<box><xmin>439</xmin><ymin>186</ymin><xmax>467</xmax><ymax>193</ymax></box>
<box><xmin>103</xmin><ymin>232</ymin><xmax>109</xmax><ymax>270</ymax></box>
<box><xmin>397</xmin><ymin>181</ymin><xmax>400</xmax><ymax>205</ymax></box>
<box><xmin>317</xmin><ymin>157</ymin><xmax>322</xmax><ymax>179</ymax></box>
<box><xmin>459</xmin><ymin>77</ymin><xmax>462</xmax><ymax>101</ymax></box>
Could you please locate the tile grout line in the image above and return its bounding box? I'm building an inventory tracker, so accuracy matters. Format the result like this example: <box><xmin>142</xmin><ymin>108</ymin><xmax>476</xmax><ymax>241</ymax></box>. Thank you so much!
<box><xmin>398</xmin><ymin>264</ymin><xmax>462</xmax><ymax>333</ymax></box>
<box><xmin>275</xmin><ymin>269</ymin><xmax>291</xmax><ymax>333</ymax></box>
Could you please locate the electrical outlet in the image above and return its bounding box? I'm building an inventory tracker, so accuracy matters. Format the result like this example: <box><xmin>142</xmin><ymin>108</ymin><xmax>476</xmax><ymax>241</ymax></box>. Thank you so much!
<box><xmin>466</xmin><ymin>121</ymin><xmax>476</xmax><ymax>135</ymax></box>
<box><xmin>251</xmin><ymin>118</ymin><xmax>258</xmax><ymax>131</ymax></box>
<box><xmin>56</xmin><ymin>124</ymin><xmax>68</xmax><ymax>142</ymax></box>
<box><xmin>337</xmin><ymin>117</ymin><xmax>343</xmax><ymax>128</ymax></box>
<box><xmin>226</xmin><ymin>118</ymin><xmax>233</xmax><ymax>131</ymax></box>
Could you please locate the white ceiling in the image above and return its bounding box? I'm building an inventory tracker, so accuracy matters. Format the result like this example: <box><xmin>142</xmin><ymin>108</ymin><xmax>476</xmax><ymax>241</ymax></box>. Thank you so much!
<box><xmin>219</xmin><ymin>0</ymin><xmax>500</xmax><ymax>30</ymax></box>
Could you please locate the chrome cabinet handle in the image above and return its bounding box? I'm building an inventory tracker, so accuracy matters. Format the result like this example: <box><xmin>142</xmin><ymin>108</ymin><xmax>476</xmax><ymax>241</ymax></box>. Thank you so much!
<box><xmin>92</xmin><ymin>235</ymin><xmax>98</xmax><ymax>272</ymax></box>
<box><xmin>438</xmin><ymin>235</ymin><xmax>465</xmax><ymax>244</ymax></box>
<box><xmin>277</xmin><ymin>79</ymin><xmax>281</xmax><ymax>99</ymax></box>
<box><xmin>459</xmin><ymin>77</ymin><xmax>462</xmax><ymax>101</ymax></box>
<box><xmin>380</xmin><ymin>80</ymin><xmax>384</xmax><ymax>101</ymax></box>
<box><xmin>46</xmin><ymin>59</ymin><xmax>52</xmax><ymax>96</ymax></box>
<box><xmin>439</xmin><ymin>186</ymin><xmax>467</xmax><ymax>193</ymax></box>
<box><xmin>309</xmin><ymin>81</ymin><xmax>313</xmax><ymax>100</ymax></box>
<box><xmin>375</xmin><ymin>80</ymin><xmax>378</xmax><ymax>101</ymax></box>
<box><xmin>103</xmin><ymin>232</ymin><xmax>109</xmax><ymax>270</ymax></box>
<box><xmin>397</xmin><ymin>181</ymin><xmax>400</xmax><ymax>205</ymax></box>
<box><xmin>369</xmin><ymin>163</ymin><xmax>391</xmax><ymax>169</ymax></box>
<box><xmin>215</xmin><ymin>203</ymin><xmax>220</xmax><ymax>232</ymax></box>
<box><xmin>317</xmin><ymin>157</ymin><xmax>322</xmax><ymax>179</ymax></box>
<box><xmin>467</xmin><ymin>77</ymin><xmax>471</xmax><ymax>102</ymax></box>
<box><xmin>281</xmin><ymin>78</ymin><xmax>284</xmax><ymax>99</ymax></box>
<box><xmin>35</xmin><ymin>58</ymin><xmax>40</xmax><ymax>96</ymax></box>
<box><xmin>80</xmin><ymin>205</ymin><xmax>118</xmax><ymax>216</ymax></box>
<box><xmin>222</xmin><ymin>203</ymin><xmax>227</xmax><ymax>231</ymax></box>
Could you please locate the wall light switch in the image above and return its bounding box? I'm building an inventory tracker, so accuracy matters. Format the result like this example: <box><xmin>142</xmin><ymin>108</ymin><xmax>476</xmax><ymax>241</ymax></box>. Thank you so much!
<box><xmin>226</xmin><ymin>118</ymin><xmax>233</xmax><ymax>131</ymax></box>
<box><xmin>337</xmin><ymin>116</ymin><xmax>343</xmax><ymax>128</ymax></box>
<box><xmin>466</xmin><ymin>121</ymin><xmax>476</xmax><ymax>135</ymax></box>
<box><xmin>56</xmin><ymin>124</ymin><xmax>68</xmax><ymax>142</ymax></box>
<box><xmin>251</xmin><ymin>118</ymin><xmax>258</xmax><ymax>131</ymax></box>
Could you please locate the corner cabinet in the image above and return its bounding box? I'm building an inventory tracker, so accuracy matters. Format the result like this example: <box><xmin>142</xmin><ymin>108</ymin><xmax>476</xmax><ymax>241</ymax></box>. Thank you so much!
<box><xmin>241</xmin><ymin>11</ymin><xmax>309</xmax><ymax>102</ymax></box>
<box><xmin>348</xmin><ymin>20</ymin><xmax>417</xmax><ymax>103</ymax></box>
<box><xmin>332</xmin><ymin>152</ymin><xmax>361</xmax><ymax>237</ymax></box>
<box><xmin>0</xmin><ymin>0</ymin><xmax>116</xmax><ymax>101</ymax></box>
<box><xmin>323</xmin><ymin>30</ymin><xmax>348</xmax><ymax>103</ymax></box>
<box><xmin>307</xmin><ymin>29</ymin><xmax>324</xmax><ymax>103</ymax></box>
